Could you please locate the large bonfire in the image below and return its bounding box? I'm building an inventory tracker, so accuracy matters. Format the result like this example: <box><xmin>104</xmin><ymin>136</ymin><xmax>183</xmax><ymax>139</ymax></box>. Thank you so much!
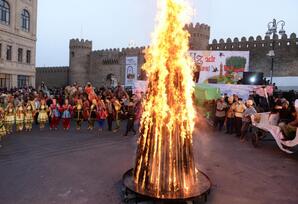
<box><xmin>134</xmin><ymin>0</ymin><xmax>197</xmax><ymax>198</ymax></box>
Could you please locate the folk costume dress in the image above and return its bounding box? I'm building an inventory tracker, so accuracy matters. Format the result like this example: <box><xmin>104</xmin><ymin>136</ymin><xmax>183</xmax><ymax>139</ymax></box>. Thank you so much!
<box><xmin>25</xmin><ymin>102</ymin><xmax>35</xmax><ymax>131</ymax></box>
<box><xmin>5</xmin><ymin>104</ymin><xmax>15</xmax><ymax>134</ymax></box>
<box><xmin>74</xmin><ymin>102</ymin><xmax>83</xmax><ymax>130</ymax></box>
<box><xmin>113</xmin><ymin>99</ymin><xmax>122</xmax><ymax>131</ymax></box>
<box><xmin>0</xmin><ymin>108</ymin><xmax>6</xmax><ymax>141</ymax></box>
<box><xmin>61</xmin><ymin>104</ymin><xmax>72</xmax><ymax>130</ymax></box>
<box><xmin>38</xmin><ymin>104</ymin><xmax>49</xmax><ymax>129</ymax></box>
<box><xmin>15</xmin><ymin>104</ymin><xmax>25</xmax><ymax>132</ymax></box>
<box><xmin>50</xmin><ymin>103</ymin><xmax>61</xmax><ymax>130</ymax></box>
<box><xmin>83</xmin><ymin>99</ymin><xmax>90</xmax><ymax>121</ymax></box>
<box><xmin>88</xmin><ymin>101</ymin><xmax>97</xmax><ymax>130</ymax></box>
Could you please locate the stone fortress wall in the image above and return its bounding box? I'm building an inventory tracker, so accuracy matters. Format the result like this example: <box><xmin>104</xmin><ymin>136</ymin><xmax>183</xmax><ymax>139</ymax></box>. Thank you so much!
<box><xmin>36</xmin><ymin>23</ymin><xmax>298</xmax><ymax>88</ymax></box>
<box><xmin>208</xmin><ymin>33</ymin><xmax>298</xmax><ymax>77</ymax></box>
<box><xmin>36</xmin><ymin>23</ymin><xmax>210</xmax><ymax>88</ymax></box>
<box><xmin>36</xmin><ymin>66</ymin><xmax>69</xmax><ymax>88</ymax></box>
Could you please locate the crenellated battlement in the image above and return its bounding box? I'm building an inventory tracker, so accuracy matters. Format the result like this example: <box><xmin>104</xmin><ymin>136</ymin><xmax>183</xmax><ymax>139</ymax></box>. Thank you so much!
<box><xmin>36</xmin><ymin>66</ymin><xmax>69</xmax><ymax>73</ymax></box>
<box><xmin>93</xmin><ymin>46</ymin><xmax>147</xmax><ymax>56</ymax></box>
<box><xmin>185</xmin><ymin>22</ymin><xmax>210</xmax><ymax>31</ymax></box>
<box><xmin>209</xmin><ymin>33</ymin><xmax>298</xmax><ymax>50</ymax></box>
<box><xmin>69</xmin><ymin>38</ymin><xmax>92</xmax><ymax>49</ymax></box>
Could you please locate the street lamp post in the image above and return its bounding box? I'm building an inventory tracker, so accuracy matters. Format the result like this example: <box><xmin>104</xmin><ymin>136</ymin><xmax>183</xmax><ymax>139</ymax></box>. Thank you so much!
<box><xmin>265</xmin><ymin>19</ymin><xmax>286</xmax><ymax>85</ymax></box>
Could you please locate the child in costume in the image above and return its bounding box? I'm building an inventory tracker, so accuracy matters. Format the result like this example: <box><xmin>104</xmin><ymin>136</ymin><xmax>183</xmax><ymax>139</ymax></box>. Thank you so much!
<box><xmin>15</xmin><ymin>103</ymin><xmax>25</xmax><ymax>132</ymax></box>
<box><xmin>73</xmin><ymin>99</ymin><xmax>84</xmax><ymax>130</ymax></box>
<box><xmin>61</xmin><ymin>99</ymin><xmax>72</xmax><ymax>130</ymax></box>
<box><xmin>37</xmin><ymin>99</ymin><xmax>49</xmax><ymax>130</ymax></box>
<box><xmin>49</xmin><ymin>99</ymin><xmax>60</xmax><ymax>130</ymax></box>
<box><xmin>24</xmin><ymin>101</ymin><xmax>35</xmax><ymax>131</ymax></box>
<box><xmin>97</xmin><ymin>100</ymin><xmax>107</xmax><ymax>132</ymax></box>
<box><xmin>88</xmin><ymin>99</ymin><xmax>97</xmax><ymax>130</ymax></box>
<box><xmin>4</xmin><ymin>103</ymin><xmax>15</xmax><ymax>134</ymax></box>
<box><xmin>0</xmin><ymin>107</ymin><xmax>6</xmax><ymax>148</ymax></box>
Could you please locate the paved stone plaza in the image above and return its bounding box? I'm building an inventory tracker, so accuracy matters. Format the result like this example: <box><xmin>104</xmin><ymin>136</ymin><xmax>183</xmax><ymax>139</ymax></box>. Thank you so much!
<box><xmin>0</xmin><ymin>123</ymin><xmax>297</xmax><ymax>204</ymax></box>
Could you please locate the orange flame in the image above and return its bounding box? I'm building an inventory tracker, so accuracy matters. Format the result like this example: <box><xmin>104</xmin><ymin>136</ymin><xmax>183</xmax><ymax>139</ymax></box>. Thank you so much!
<box><xmin>134</xmin><ymin>0</ymin><xmax>197</xmax><ymax>198</ymax></box>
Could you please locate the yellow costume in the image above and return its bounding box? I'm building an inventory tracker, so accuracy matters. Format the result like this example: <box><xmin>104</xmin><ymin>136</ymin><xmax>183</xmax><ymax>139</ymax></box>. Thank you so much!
<box><xmin>15</xmin><ymin>104</ymin><xmax>25</xmax><ymax>132</ymax></box>
<box><xmin>38</xmin><ymin>104</ymin><xmax>49</xmax><ymax>129</ymax></box>
<box><xmin>5</xmin><ymin>104</ymin><xmax>15</xmax><ymax>134</ymax></box>
<box><xmin>0</xmin><ymin>107</ymin><xmax>6</xmax><ymax>140</ymax></box>
<box><xmin>25</xmin><ymin>102</ymin><xmax>35</xmax><ymax>131</ymax></box>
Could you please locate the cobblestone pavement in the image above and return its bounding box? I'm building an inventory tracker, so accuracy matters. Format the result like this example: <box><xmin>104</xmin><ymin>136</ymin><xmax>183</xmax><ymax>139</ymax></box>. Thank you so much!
<box><xmin>0</xmin><ymin>122</ymin><xmax>297</xmax><ymax>204</ymax></box>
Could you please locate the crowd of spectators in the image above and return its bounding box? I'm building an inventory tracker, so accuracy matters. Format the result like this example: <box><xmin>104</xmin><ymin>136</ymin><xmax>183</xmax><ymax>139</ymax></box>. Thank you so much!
<box><xmin>209</xmin><ymin>91</ymin><xmax>298</xmax><ymax>143</ymax></box>
<box><xmin>0</xmin><ymin>82</ymin><xmax>144</xmax><ymax>148</ymax></box>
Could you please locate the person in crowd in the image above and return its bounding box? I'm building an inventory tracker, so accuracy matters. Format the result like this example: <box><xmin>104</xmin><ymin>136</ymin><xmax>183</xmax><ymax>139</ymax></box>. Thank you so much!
<box><xmin>37</xmin><ymin>99</ymin><xmax>49</xmax><ymax>130</ymax></box>
<box><xmin>85</xmin><ymin>82</ymin><xmax>97</xmax><ymax>102</ymax></box>
<box><xmin>278</xmin><ymin>100</ymin><xmax>294</xmax><ymax>127</ymax></box>
<box><xmin>83</xmin><ymin>96</ymin><xmax>90</xmax><ymax>121</ymax></box>
<box><xmin>24</xmin><ymin>99</ymin><xmax>35</xmax><ymax>132</ymax></box>
<box><xmin>214</xmin><ymin>96</ymin><xmax>227</xmax><ymax>131</ymax></box>
<box><xmin>0</xmin><ymin>106</ymin><xmax>6</xmax><ymax>148</ymax></box>
<box><xmin>105</xmin><ymin>98</ymin><xmax>114</xmax><ymax>131</ymax></box>
<box><xmin>281</xmin><ymin>100</ymin><xmax>298</xmax><ymax>141</ymax></box>
<box><xmin>88</xmin><ymin>99</ymin><xmax>98</xmax><ymax>130</ymax></box>
<box><xmin>34</xmin><ymin>96</ymin><xmax>40</xmax><ymax>125</ymax></box>
<box><xmin>38</xmin><ymin>81</ymin><xmax>50</xmax><ymax>97</ymax></box>
<box><xmin>232</xmin><ymin>96</ymin><xmax>246</xmax><ymax>137</ymax></box>
<box><xmin>5</xmin><ymin>102</ymin><xmax>15</xmax><ymax>134</ymax></box>
<box><xmin>112</xmin><ymin>97</ymin><xmax>122</xmax><ymax>132</ymax></box>
<box><xmin>223</xmin><ymin>93</ymin><xmax>229</xmax><ymax>104</ymax></box>
<box><xmin>49</xmin><ymin>99</ymin><xmax>61</xmax><ymax>130</ymax></box>
<box><xmin>61</xmin><ymin>99</ymin><xmax>72</xmax><ymax>131</ymax></box>
<box><xmin>225</xmin><ymin>96</ymin><xmax>235</xmax><ymax>134</ymax></box>
<box><xmin>124</xmin><ymin>102</ymin><xmax>136</xmax><ymax>136</ymax></box>
<box><xmin>73</xmin><ymin>99</ymin><xmax>84</xmax><ymax>130</ymax></box>
<box><xmin>240</xmin><ymin>100</ymin><xmax>257</xmax><ymax>143</ymax></box>
<box><xmin>97</xmin><ymin>99</ymin><xmax>108</xmax><ymax>132</ymax></box>
<box><xmin>15</xmin><ymin>103</ymin><xmax>25</xmax><ymax>132</ymax></box>
<box><xmin>114</xmin><ymin>84</ymin><xmax>128</xmax><ymax>100</ymax></box>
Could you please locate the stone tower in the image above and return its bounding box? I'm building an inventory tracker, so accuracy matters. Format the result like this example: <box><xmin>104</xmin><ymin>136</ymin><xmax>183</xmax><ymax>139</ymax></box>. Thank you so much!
<box><xmin>69</xmin><ymin>39</ymin><xmax>92</xmax><ymax>85</ymax></box>
<box><xmin>185</xmin><ymin>23</ymin><xmax>210</xmax><ymax>50</ymax></box>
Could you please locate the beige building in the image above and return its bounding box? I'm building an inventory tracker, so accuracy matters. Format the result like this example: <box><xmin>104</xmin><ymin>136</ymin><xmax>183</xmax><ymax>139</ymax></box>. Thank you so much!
<box><xmin>0</xmin><ymin>0</ymin><xmax>37</xmax><ymax>88</ymax></box>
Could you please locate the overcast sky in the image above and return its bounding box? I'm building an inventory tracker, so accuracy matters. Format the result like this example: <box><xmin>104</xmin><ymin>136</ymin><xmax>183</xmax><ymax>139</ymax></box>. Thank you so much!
<box><xmin>36</xmin><ymin>0</ymin><xmax>298</xmax><ymax>67</ymax></box>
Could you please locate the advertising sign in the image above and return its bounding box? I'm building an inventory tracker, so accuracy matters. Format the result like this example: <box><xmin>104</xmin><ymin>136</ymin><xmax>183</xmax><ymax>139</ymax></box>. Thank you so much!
<box><xmin>125</xmin><ymin>56</ymin><xmax>138</xmax><ymax>87</ymax></box>
<box><xmin>189</xmin><ymin>50</ymin><xmax>250</xmax><ymax>84</ymax></box>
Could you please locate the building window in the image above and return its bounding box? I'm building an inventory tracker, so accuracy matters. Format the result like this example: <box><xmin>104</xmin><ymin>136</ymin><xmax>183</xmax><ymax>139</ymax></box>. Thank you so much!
<box><xmin>0</xmin><ymin>43</ymin><xmax>2</xmax><ymax>59</ymax></box>
<box><xmin>18</xmin><ymin>48</ymin><xmax>23</xmax><ymax>63</ymax></box>
<box><xmin>26</xmin><ymin>50</ymin><xmax>31</xmax><ymax>64</ymax></box>
<box><xmin>0</xmin><ymin>73</ymin><xmax>11</xmax><ymax>88</ymax></box>
<box><xmin>0</xmin><ymin>0</ymin><xmax>9</xmax><ymax>25</ymax></box>
<box><xmin>17</xmin><ymin>75</ymin><xmax>30</xmax><ymax>88</ymax></box>
<box><xmin>6</xmin><ymin>45</ymin><xmax>12</xmax><ymax>61</ymax></box>
<box><xmin>21</xmin><ymin>9</ymin><xmax>30</xmax><ymax>32</ymax></box>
